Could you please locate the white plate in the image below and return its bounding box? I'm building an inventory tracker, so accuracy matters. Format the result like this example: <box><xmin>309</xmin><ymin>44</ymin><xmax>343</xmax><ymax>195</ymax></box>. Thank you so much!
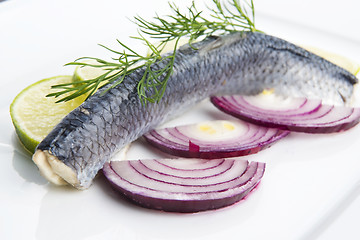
<box><xmin>1</xmin><ymin>1</ymin><xmax>360</xmax><ymax>239</ymax></box>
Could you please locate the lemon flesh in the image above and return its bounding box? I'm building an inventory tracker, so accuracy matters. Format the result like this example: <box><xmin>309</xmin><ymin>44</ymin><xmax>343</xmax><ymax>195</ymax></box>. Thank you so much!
<box><xmin>72</xmin><ymin>59</ymin><xmax>109</xmax><ymax>83</ymax></box>
<box><xmin>10</xmin><ymin>76</ymin><xmax>86</xmax><ymax>153</ymax></box>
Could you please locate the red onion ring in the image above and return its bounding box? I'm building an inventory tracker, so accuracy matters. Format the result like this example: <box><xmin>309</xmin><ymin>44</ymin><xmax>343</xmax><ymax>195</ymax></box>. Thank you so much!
<box><xmin>211</xmin><ymin>95</ymin><xmax>360</xmax><ymax>133</ymax></box>
<box><xmin>144</xmin><ymin>120</ymin><xmax>289</xmax><ymax>158</ymax></box>
<box><xmin>103</xmin><ymin>158</ymin><xmax>265</xmax><ymax>212</ymax></box>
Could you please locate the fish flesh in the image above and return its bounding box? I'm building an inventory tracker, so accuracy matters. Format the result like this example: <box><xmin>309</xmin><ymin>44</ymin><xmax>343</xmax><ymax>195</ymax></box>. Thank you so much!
<box><xmin>33</xmin><ymin>31</ymin><xmax>358</xmax><ymax>189</ymax></box>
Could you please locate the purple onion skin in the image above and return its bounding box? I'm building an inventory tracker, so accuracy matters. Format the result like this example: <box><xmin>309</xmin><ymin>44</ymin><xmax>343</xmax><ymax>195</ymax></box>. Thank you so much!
<box><xmin>210</xmin><ymin>96</ymin><xmax>360</xmax><ymax>134</ymax></box>
<box><xmin>145</xmin><ymin>131</ymin><xmax>289</xmax><ymax>159</ymax></box>
<box><xmin>103</xmin><ymin>161</ymin><xmax>266</xmax><ymax>213</ymax></box>
<box><xmin>107</xmin><ymin>179</ymin><xmax>261</xmax><ymax>213</ymax></box>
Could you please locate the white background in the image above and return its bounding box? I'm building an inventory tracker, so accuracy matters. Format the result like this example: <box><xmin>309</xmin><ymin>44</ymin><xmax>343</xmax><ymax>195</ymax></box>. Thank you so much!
<box><xmin>1</xmin><ymin>0</ymin><xmax>360</xmax><ymax>239</ymax></box>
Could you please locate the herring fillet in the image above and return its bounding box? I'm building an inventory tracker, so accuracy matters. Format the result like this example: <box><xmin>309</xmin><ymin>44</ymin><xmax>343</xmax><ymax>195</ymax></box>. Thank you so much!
<box><xmin>33</xmin><ymin>32</ymin><xmax>357</xmax><ymax>189</ymax></box>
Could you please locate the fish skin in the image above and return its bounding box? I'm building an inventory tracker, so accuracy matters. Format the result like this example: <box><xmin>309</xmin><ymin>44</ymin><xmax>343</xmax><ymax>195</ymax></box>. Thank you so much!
<box><xmin>34</xmin><ymin>31</ymin><xmax>357</xmax><ymax>189</ymax></box>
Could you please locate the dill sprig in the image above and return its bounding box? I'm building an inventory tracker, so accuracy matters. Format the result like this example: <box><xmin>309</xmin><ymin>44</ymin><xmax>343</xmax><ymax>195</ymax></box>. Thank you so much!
<box><xmin>48</xmin><ymin>0</ymin><xmax>258</xmax><ymax>103</ymax></box>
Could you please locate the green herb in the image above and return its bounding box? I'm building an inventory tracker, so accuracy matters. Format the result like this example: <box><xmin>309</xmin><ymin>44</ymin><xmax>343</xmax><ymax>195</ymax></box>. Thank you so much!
<box><xmin>48</xmin><ymin>0</ymin><xmax>258</xmax><ymax>103</ymax></box>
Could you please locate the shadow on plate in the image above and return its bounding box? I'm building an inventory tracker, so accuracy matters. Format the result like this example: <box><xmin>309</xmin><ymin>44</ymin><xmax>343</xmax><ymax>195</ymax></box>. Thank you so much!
<box><xmin>11</xmin><ymin>133</ymin><xmax>47</xmax><ymax>185</ymax></box>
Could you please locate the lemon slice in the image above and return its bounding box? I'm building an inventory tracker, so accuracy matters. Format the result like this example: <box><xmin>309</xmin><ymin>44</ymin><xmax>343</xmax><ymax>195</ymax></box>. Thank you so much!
<box><xmin>72</xmin><ymin>59</ymin><xmax>108</xmax><ymax>83</ymax></box>
<box><xmin>10</xmin><ymin>76</ymin><xmax>86</xmax><ymax>153</ymax></box>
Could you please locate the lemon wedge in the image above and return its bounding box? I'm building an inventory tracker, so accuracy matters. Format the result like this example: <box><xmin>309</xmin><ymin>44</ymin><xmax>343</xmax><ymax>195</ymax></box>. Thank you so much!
<box><xmin>72</xmin><ymin>59</ymin><xmax>109</xmax><ymax>83</ymax></box>
<box><xmin>10</xmin><ymin>76</ymin><xmax>86</xmax><ymax>153</ymax></box>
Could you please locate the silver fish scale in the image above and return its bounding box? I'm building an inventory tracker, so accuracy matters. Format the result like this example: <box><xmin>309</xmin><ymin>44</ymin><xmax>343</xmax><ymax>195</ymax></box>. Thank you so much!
<box><xmin>36</xmin><ymin>32</ymin><xmax>357</xmax><ymax>188</ymax></box>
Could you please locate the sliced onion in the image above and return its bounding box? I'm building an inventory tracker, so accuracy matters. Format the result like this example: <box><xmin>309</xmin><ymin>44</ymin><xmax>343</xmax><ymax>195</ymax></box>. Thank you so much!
<box><xmin>103</xmin><ymin>158</ymin><xmax>265</xmax><ymax>213</ymax></box>
<box><xmin>210</xmin><ymin>95</ymin><xmax>360</xmax><ymax>133</ymax></box>
<box><xmin>143</xmin><ymin>120</ymin><xmax>289</xmax><ymax>159</ymax></box>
